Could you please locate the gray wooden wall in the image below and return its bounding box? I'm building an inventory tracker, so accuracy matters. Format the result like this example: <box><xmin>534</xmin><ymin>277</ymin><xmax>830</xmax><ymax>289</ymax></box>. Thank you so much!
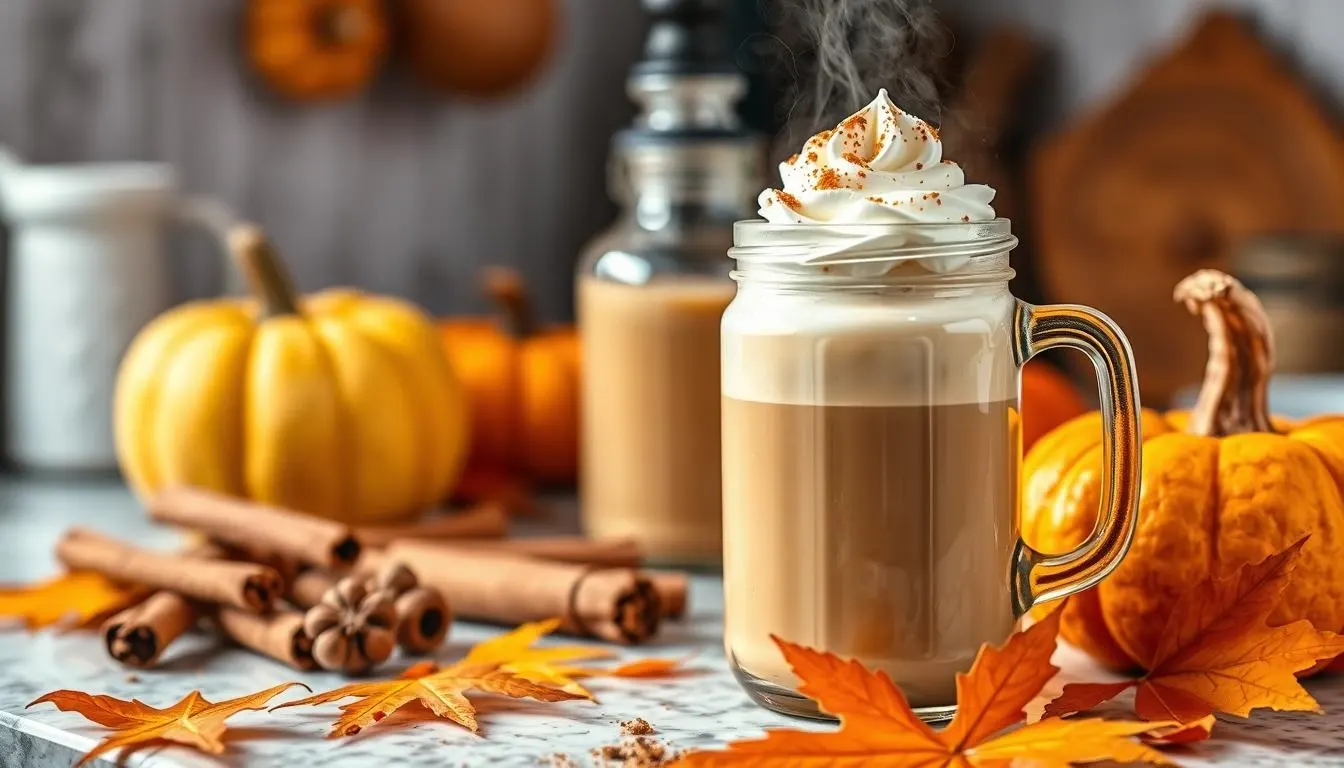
<box><xmin>0</xmin><ymin>0</ymin><xmax>647</xmax><ymax>321</ymax></box>
<box><xmin>940</xmin><ymin>0</ymin><xmax>1344</xmax><ymax>134</ymax></box>
<box><xmin>1</xmin><ymin>0</ymin><xmax>1339</xmax><ymax>321</ymax></box>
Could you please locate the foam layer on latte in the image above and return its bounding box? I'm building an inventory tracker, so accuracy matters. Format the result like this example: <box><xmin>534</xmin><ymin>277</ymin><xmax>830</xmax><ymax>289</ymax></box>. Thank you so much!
<box><xmin>721</xmin><ymin>288</ymin><xmax>1017</xmax><ymax>407</ymax></box>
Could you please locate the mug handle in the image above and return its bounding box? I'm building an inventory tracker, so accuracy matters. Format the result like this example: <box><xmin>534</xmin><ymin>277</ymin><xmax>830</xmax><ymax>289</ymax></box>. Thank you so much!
<box><xmin>1010</xmin><ymin>301</ymin><xmax>1142</xmax><ymax>616</ymax></box>
<box><xmin>176</xmin><ymin>196</ymin><xmax>246</xmax><ymax>296</ymax></box>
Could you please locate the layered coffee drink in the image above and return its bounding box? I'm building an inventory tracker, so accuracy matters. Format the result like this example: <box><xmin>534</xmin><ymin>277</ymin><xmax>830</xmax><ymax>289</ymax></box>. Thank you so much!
<box><xmin>580</xmin><ymin>276</ymin><xmax>735</xmax><ymax>563</ymax></box>
<box><xmin>723</xmin><ymin>89</ymin><xmax>1142</xmax><ymax>720</ymax></box>
<box><xmin>724</xmin><ymin>89</ymin><xmax>1016</xmax><ymax>716</ymax></box>
<box><xmin>722</xmin><ymin>288</ymin><xmax>1020</xmax><ymax>710</ymax></box>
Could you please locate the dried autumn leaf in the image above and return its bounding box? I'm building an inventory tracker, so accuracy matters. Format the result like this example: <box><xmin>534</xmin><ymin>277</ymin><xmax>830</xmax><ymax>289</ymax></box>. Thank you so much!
<box><xmin>28</xmin><ymin>682</ymin><xmax>306</xmax><ymax>766</ymax></box>
<box><xmin>461</xmin><ymin>618</ymin><xmax>616</xmax><ymax>697</ymax></box>
<box><xmin>560</xmin><ymin>657</ymin><xmax>691</xmax><ymax>679</ymax></box>
<box><xmin>1141</xmin><ymin>715</ymin><xmax>1217</xmax><ymax>745</ymax></box>
<box><xmin>966</xmin><ymin>717</ymin><xmax>1169</xmax><ymax>767</ymax></box>
<box><xmin>274</xmin><ymin>656</ymin><xmax>586</xmax><ymax>736</ymax></box>
<box><xmin>0</xmin><ymin>571</ymin><xmax>143</xmax><ymax>630</ymax></box>
<box><xmin>1045</xmin><ymin>539</ymin><xmax>1344</xmax><ymax>722</ymax></box>
<box><xmin>679</xmin><ymin>610</ymin><xmax>1170</xmax><ymax>767</ymax></box>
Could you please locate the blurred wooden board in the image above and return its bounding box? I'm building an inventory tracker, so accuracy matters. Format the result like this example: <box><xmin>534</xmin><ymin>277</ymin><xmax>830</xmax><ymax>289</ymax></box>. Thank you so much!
<box><xmin>1031</xmin><ymin>11</ymin><xmax>1344</xmax><ymax>406</ymax></box>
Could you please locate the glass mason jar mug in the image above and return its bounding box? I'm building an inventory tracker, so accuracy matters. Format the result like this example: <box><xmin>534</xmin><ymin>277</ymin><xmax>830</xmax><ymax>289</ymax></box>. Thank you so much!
<box><xmin>721</xmin><ymin>220</ymin><xmax>1142</xmax><ymax>721</ymax></box>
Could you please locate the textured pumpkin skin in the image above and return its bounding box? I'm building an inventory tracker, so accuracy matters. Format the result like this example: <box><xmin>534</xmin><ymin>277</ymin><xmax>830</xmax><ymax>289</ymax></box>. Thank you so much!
<box><xmin>1024</xmin><ymin>409</ymin><xmax>1344</xmax><ymax>669</ymax></box>
<box><xmin>1021</xmin><ymin>360</ymin><xmax>1088</xmax><ymax>450</ymax></box>
<box><xmin>115</xmin><ymin>290</ymin><xmax>469</xmax><ymax>524</ymax></box>
<box><xmin>439</xmin><ymin>321</ymin><xmax>579</xmax><ymax>488</ymax></box>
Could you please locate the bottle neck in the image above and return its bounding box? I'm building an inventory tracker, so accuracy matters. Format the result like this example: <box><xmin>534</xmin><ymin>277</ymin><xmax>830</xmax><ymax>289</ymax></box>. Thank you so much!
<box><xmin>627</xmin><ymin>73</ymin><xmax>747</xmax><ymax>133</ymax></box>
<box><xmin>612</xmin><ymin>141</ymin><xmax>762</xmax><ymax>232</ymax></box>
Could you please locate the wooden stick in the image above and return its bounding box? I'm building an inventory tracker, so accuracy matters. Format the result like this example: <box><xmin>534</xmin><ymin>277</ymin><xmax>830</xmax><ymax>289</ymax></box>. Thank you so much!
<box><xmin>647</xmin><ymin>572</ymin><xmax>688</xmax><ymax>620</ymax></box>
<box><xmin>216</xmin><ymin>607</ymin><xmax>316</xmax><ymax>671</ymax></box>
<box><xmin>385</xmin><ymin>541</ymin><xmax>660</xmax><ymax>644</ymax></box>
<box><xmin>355</xmin><ymin>503</ymin><xmax>509</xmax><ymax>548</ymax></box>
<box><xmin>102</xmin><ymin>592</ymin><xmax>198</xmax><ymax>668</ymax></box>
<box><xmin>147</xmin><ymin>487</ymin><xmax>361</xmax><ymax>569</ymax></box>
<box><xmin>57</xmin><ymin>529</ymin><xmax>280</xmax><ymax>613</ymax></box>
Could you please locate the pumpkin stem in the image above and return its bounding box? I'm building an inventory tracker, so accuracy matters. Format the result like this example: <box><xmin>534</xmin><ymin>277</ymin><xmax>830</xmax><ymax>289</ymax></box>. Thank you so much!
<box><xmin>483</xmin><ymin>268</ymin><xmax>536</xmax><ymax>339</ymax></box>
<box><xmin>1173</xmin><ymin>269</ymin><xmax>1276</xmax><ymax>437</ymax></box>
<box><xmin>228</xmin><ymin>224</ymin><xmax>301</xmax><ymax>318</ymax></box>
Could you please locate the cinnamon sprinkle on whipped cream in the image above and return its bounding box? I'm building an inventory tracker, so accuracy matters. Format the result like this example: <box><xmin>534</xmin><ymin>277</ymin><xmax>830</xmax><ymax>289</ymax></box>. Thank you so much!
<box><xmin>758</xmin><ymin>89</ymin><xmax>996</xmax><ymax>225</ymax></box>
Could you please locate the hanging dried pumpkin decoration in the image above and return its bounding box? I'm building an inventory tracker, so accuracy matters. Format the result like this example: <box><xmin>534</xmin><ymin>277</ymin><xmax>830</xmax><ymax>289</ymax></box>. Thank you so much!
<box><xmin>245</xmin><ymin>0</ymin><xmax>389</xmax><ymax>101</ymax></box>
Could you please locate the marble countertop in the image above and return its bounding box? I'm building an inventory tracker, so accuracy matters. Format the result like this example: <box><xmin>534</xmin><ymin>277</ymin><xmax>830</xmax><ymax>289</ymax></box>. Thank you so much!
<box><xmin>2</xmin><ymin>477</ymin><xmax>1344</xmax><ymax>766</ymax></box>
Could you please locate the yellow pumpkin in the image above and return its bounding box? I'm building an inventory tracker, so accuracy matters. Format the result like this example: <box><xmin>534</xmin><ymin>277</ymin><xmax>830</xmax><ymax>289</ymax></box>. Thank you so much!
<box><xmin>114</xmin><ymin>225</ymin><xmax>469</xmax><ymax>525</ymax></box>
<box><xmin>1023</xmin><ymin>269</ymin><xmax>1344</xmax><ymax>670</ymax></box>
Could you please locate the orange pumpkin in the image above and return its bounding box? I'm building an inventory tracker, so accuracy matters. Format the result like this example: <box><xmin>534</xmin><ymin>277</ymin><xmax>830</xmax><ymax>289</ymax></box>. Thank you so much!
<box><xmin>440</xmin><ymin>269</ymin><xmax>579</xmax><ymax>494</ymax></box>
<box><xmin>1022</xmin><ymin>270</ymin><xmax>1344</xmax><ymax>671</ymax></box>
<box><xmin>1021</xmin><ymin>360</ymin><xmax>1087</xmax><ymax>450</ymax></box>
<box><xmin>399</xmin><ymin>0</ymin><xmax>557</xmax><ymax>97</ymax></box>
<box><xmin>245</xmin><ymin>0</ymin><xmax>388</xmax><ymax>101</ymax></box>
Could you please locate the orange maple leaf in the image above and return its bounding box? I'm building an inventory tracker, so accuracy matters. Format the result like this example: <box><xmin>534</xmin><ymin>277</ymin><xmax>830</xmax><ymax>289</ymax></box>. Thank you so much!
<box><xmin>271</xmin><ymin>624</ymin><xmax>588</xmax><ymax>737</ymax></box>
<box><xmin>678</xmin><ymin>610</ymin><xmax>1171</xmax><ymax>767</ymax></box>
<box><xmin>1045</xmin><ymin>539</ymin><xmax>1344</xmax><ymax>722</ymax></box>
<box><xmin>0</xmin><ymin>571</ymin><xmax>144</xmax><ymax>631</ymax></box>
<box><xmin>28</xmin><ymin>682</ymin><xmax>306</xmax><ymax>766</ymax></box>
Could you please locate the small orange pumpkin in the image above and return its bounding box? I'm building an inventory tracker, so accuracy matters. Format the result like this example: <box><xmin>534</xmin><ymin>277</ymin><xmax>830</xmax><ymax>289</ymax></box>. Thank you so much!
<box><xmin>245</xmin><ymin>0</ymin><xmax>388</xmax><ymax>101</ymax></box>
<box><xmin>440</xmin><ymin>269</ymin><xmax>579</xmax><ymax>495</ymax></box>
<box><xmin>1022</xmin><ymin>270</ymin><xmax>1344</xmax><ymax>671</ymax></box>
<box><xmin>1021</xmin><ymin>360</ymin><xmax>1088</xmax><ymax>450</ymax></box>
<box><xmin>400</xmin><ymin>0</ymin><xmax>557</xmax><ymax>97</ymax></box>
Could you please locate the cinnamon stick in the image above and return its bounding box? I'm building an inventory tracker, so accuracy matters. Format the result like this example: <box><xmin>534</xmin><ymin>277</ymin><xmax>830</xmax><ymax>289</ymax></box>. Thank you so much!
<box><xmin>216</xmin><ymin>607</ymin><xmax>316</xmax><ymax>671</ymax></box>
<box><xmin>57</xmin><ymin>529</ymin><xmax>280</xmax><ymax>613</ymax></box>
<box><xmin>102</xmin><ymin>592</ymin><xmax>198</xmax><ymax>668</ymax></box>
<box><xmin>385</xmin><ymin>541</ymin><xmax>661</xmax><ymax>644</ymax></box>
<box><xmin>353</xmin><ymin>547</ymin><xmax>388</xmax><ymax>575</ymax></box>
<box><xmin>459</xmin><ymin>536</ymin><xmax>643</xmax><ymax>568</ymax></box>
<box><xmin>374</xmin><ymin>536</ymin><xmax>643</xmax><ymax>568</ymax></box>
<box><xmin>288</xmin><ymin>568</ymin><xmax>339</xmax><ymax>609</ymax></box>
<box><xmin>201</xmin><ymin>542</ymin><xmax>301</xmax><ymax>590</ymax></box>
<box><xmin>147</xmin><ymin>487</ymin><xmax>361</xmax><ymax>569</ymax></box>
<box><xmin>394</xmin><ymin>587</ymin><xmax>451</xmax><ymax>655</ymax></box>
<box><xmin>647</xmin><ymin>572</ymin><xmax>688</xmax><ymax>620</ymax></box>
<box><xmin>355</xmin><ymin>503</ymin><xmax>509</xmax><ymax>548</ymax></box>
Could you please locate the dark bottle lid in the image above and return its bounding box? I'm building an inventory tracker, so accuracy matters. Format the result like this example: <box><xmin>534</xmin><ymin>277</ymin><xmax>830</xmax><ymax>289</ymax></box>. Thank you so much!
<box><xmin>632</xmin><ymin>0</ymin><xmax>735</xmax><ymax>77</ymax></box>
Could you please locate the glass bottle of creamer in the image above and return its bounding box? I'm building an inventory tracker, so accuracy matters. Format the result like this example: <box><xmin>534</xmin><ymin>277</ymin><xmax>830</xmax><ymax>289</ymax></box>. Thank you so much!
<box><xmin>576</xmin><ymin>0</ymin><xmax>763</xmax><ymax>565</ymax></box>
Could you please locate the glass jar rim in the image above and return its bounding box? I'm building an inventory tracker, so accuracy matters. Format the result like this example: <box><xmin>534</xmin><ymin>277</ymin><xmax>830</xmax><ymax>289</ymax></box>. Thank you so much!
<box><xmin>729</xmin><ymin>218</ymin><xmax>1017</xmax><ymax>266</ymax></box>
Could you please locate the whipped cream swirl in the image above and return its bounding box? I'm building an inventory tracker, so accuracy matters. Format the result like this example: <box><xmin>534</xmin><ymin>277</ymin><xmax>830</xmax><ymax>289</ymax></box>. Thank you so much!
<box><xmin>758</xmin><ymin>89</ymin><xmax>996</xmax><ymax>225</ymax></box>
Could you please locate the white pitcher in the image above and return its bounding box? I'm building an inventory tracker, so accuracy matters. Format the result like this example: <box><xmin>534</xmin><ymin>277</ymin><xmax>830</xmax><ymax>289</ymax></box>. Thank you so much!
<box><xmin>0</xmin><ymin>148</ymin><xmax>234</xmax><ymax>472</ymax></box>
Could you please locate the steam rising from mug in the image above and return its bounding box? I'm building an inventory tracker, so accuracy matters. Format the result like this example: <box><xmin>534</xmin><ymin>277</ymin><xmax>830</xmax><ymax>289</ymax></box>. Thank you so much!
<box><xmin>770</xmin><ymin>0</ymin><xmax>950</xmax><ymax>149</ymax></box>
